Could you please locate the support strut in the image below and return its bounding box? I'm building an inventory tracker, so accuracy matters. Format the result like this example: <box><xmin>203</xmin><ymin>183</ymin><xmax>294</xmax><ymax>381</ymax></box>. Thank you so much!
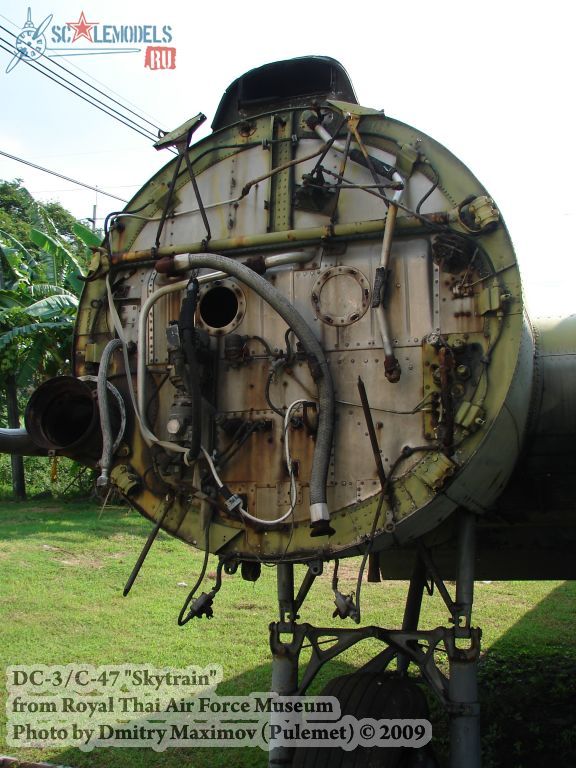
<box><xmin>267</xmin><ymin>511</ymin><xmax>482</xmax><ymax>768</ymax></box>
<box><xmin>448</xmin><ymin>510</ymin><xmax>481</xmax><ymax>768</ymax></box>
<box><xmin>269</xmin><ymin>563</ymin><xmax>299</xmax><ymax>767</ymax></box>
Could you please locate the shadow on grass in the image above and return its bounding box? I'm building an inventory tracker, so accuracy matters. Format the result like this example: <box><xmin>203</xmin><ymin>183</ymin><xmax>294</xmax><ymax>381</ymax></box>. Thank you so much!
<box><xmin>428</xmin><ymin>580</ymin><xmax>576</xmax><ymax>768</ymax></box>
<box><xmin>478</xmin><ymin>580</ymin><xmax>576</xmax><ymax>768</ymax></box>
<box><xmin>0</xmin><ymin>501</ymin><xmax>148</xmax><ymax>543</ymax></box>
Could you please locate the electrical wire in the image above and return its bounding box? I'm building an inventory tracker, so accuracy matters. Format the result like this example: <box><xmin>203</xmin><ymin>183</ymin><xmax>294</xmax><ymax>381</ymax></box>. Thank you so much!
<box><xmin>177</xmin><ymin>512</ymin><xmax>212</xmax><ymax>626</ymax></box>
<box><xmin>217</xmin><ymin>422</ymin><xmax>259</xmax><ymax>469</ymax></box>
<box><xmin>415</xmin><ymin>164</ymin><xmax>440</xmax><ymax>214</ymax></box>
<box><xmin>265</xmin><ymin>366</ymin><xmax>286</xmax><ymax>417</ymax></box>
<box><xmin>0</xmin><ymin>148</ymin><xmax>128</xmax><ymax>203</ymax></box>
<box><xmin>201</xmin><ymin>445</ymin><xmax>295</xmax><ymax>527</ymax></box>
<box><xmin>0</xmin><ymin>35</ymin><xmax>160</xmax><ymax>143</ymax></box>
<box><xmin>334</xmin><ymin>393</ymin><xmax>434</xmax><ymax>415</ymax></box>
<box><xmin>199</xmin><ymin>400</ymin><xmax>311</xmax><ymax>528</ymax></box>
<box><xmin>0</xmin><ymin>22</ymin><xmax>164</xmax><ymax>135</ymax></box>
<box><xmin>1</xmin><ymin>10</ymin><xmax>165</xmax><ymax>131</ymax></box>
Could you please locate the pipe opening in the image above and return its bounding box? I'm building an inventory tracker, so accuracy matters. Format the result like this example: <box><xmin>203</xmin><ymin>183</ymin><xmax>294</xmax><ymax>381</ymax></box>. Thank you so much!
<box><xmin>44</xmin><ymin>396</ymin><xmax>94</xmax><ymax>447</ymax></box>
<box><xmin>198</xmin><ymin>285</ymin><xmax>239</xmax><ymax>329</ymax></box>
<box><xmin>25</xmin><ymin>377</ymin><xmax>100</xmax><ymax>452</ymax></box>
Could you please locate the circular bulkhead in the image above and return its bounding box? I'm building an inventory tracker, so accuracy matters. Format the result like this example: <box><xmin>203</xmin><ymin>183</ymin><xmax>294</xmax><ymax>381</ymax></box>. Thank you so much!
<box><xmin>74</xmin><ymin>59</ymin><xmax>533</xmax><ymax>563</ymax></box>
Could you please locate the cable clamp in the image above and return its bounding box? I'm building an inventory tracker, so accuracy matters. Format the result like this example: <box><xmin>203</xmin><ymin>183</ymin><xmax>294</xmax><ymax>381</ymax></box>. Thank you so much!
<box><xmin>220</xmin><ymin>485</ymin><xmax>243</xmax><ymax>514</ymax></box>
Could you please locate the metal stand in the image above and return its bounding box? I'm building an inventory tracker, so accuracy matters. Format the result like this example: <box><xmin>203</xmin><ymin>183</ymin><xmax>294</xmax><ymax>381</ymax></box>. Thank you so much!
<box><xmin>269</xmin><ymin>563</ymin><xmax>299</xmax><ymax>767</ymax></box>
<box><xmin>397</xmin><ymin>554</ymin><xmax>427</xmax><ymax>675</ymax></box>
<box><xmin>447</xmin><ymin>511</ymin><xmax>481</xmax><ymax>768</ymax></box>
<box><xmin>267</xmin><ymin>511</ymin><xmax>482</xmax><ymax>768</ymax></box>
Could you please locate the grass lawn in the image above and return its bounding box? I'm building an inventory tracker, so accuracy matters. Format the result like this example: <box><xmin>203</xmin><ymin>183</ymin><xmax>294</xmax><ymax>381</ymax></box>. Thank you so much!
<box><xmin>0</xmin><ymin>500</ymin><xmax>574</xmax><ymax>767</ymax></box>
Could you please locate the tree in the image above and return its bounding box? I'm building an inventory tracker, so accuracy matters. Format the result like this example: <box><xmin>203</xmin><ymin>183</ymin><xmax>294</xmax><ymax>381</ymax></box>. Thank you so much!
<box><xmin>0</xmin><ymin>180</ymin><xmax>91</xmax><ymax>499</ymax></box>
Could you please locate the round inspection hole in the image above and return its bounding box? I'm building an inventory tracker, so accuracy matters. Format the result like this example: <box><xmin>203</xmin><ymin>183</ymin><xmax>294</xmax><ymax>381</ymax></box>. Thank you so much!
<box><xmin>311</xmin><ymin>266</ymin><xmax>371</xmax><ymax>327</ymax></box>
<box><xmin>196</xmin><ymin>280</ymin><xmax>246</xmax><ymax>335</ymax></box>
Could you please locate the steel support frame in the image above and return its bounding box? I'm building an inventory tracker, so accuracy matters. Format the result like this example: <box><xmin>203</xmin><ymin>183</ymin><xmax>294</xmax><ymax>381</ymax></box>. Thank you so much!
<box><xmin>267</xmin><ymin>511</ymin><xmax>482</xmax><ymax>768</ymax></box>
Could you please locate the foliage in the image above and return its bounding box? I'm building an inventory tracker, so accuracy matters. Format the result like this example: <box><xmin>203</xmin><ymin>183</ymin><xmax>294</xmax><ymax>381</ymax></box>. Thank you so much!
<box><xmin>0</xmin><ymin>453</ymin><xmax>94</xmax><ymax>500</ymax></box>
<box><xmin>0</xmin><ymin>179</ymin><xmax>85</xmax><ymax>254</ymax></box>
<box><xmin>0</xmin><ymin>179</ymin><xmax>96</xmax><ymax>499</ymax></box>
<box><xmin>0</xmin><ymin>179</ymin><xmax>90</xmax><ymax>387</ymax></box>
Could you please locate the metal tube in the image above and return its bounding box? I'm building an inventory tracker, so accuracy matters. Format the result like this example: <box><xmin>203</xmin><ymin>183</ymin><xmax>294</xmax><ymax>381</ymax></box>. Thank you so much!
<box><xmin>123</xmin><ymin>500</ymin><xmax>171</xmax><ymax>596</ymax></box>
<box><xmin>276</xmin><ymin>562</ymin><xmax>295</xmax><ymax>622</ymax></box>
<box><xmin>313</xmin><ymin>122</ymin><xmax>347</xmax><ymax>153</ymax></box>
<box><xmin>449</xmin><ymin>510</ymin><xmax>481</xmax><ymax>768</ymax></box>
<box><xmin>170</xmin><ymin>248</ymin><xmax>314</xmax><ymax>274</ymax></box>
<box><xmin>0</xmin><ymin>428</ymin><xmax>47</xmax><ymax>456</ymax></box>
<box><xmin>110</xmin><ymin>214</ymin><xmax>448</xmax><ymax>266</ymax></box>
<box><xmin>449</xmin><ymin>659</ymin><xmax>481</xmax><ymax>768</ymax></box>
<box><xmin>136</xmin><ymin>251</ymin><xmax>315</xmax><ymax>439</ymax></box>
<box><xmin>269</xmin><ymin>564</ymin><xmax>298</xmax><ymax>768</ymax></box>
<box><xmin>96</xmin><ymin>339</ymin><xmax>123</xmax><ymax>487</ymax></box>
<box><xmin>456</xmin><ymin>510</ymin><xmax>476</xmax><ymax>626</ymax></box>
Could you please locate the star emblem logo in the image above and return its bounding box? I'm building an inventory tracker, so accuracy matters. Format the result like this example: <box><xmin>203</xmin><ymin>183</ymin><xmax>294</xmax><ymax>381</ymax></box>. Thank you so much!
<box><xmin>66</xmin><ymin>11</ymin><xmax>98</xmax><ymax>43</ymax></box>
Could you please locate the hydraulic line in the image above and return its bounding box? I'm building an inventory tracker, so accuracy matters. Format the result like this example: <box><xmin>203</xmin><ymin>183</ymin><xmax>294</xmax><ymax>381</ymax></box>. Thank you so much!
<box><xmin>175</xmin><ymin>254</ymin><xmax>335</xmax><ymax>536</ymax></box>
<box><xmin>96</xmin><ymin>338</ymin><xmax>124</xmax><ymax>487</ymax></box>
<box><xmin>177</xmin><ymin>279</ymin><xmax>202</xmax><ymax>460</ymax></box>
<box><xmin>135</xmin><ymin>251</ymin><xmax>315</xmax><ymax>444</ymax></box>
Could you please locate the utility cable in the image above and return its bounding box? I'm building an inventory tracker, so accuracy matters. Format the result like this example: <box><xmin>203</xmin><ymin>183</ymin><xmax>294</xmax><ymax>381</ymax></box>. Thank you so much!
<box><xmin>0</xmin><ymin>37</ymin><xmax>159</xmax><ymax>142</ymax></box>
<box><xmin>0</xmin><ymin>22</ymin><xmax>164</xmax><ymax>136</ymax></box>
<box><xmin>0</xmin><ymin>148</ymin><xmax>128</xmax><ymax>203</ymax></box>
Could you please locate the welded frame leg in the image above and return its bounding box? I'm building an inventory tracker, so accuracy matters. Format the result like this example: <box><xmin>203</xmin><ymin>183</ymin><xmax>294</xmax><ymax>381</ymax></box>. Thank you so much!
<box><xmin>448</xmin><ymin>510</ymin><xmax>481</xmax><ymax>768</ymax></box>
<box><xmin>397</xmin><ymin>553</ymin><xmax>427</xmax><ymax>675</ymax></box>
<box><xmin>269</xmin><ymin>563</ymin><xmax>301</xmax><ymax>768</ymax></box>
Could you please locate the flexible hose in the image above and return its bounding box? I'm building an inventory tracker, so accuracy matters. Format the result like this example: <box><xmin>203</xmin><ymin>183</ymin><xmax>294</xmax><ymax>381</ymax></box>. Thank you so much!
<box><xmin>179</xmin><ymin>253</ymin><xmax>335</xmax><ymax>529</ymax></box>
<box><xmin>135</xmin><ymin>250</ymin><xmax>315</xmax><ymax>446</ymax></box>
<box><xmin>178</xmin><ymin>281</ymin><xmax>202</xmax><ymax>460</ymax></box>
<box><xmin>96</xmin><ymin>338</ymin><xmax>123</xmax><ymax>487</ymax></box>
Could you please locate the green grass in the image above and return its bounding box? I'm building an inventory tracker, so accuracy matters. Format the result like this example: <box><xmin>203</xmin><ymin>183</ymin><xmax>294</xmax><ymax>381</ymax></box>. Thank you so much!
<box><xmin>0</xmin><ymin>500</ymin><xmax>574</xmax><ymax>767</ymax></box>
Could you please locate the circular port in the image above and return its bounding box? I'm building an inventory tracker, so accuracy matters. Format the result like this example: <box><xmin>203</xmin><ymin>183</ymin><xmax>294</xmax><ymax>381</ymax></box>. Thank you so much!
<box><xmin>196</xmin><ymin>280</ymin><xmax>246</xmax><ymax>335</ymax></box>
<box><xmin>25</xmin><ymin>376</ymin><xmax>99</xmax><ymax>451</ymax></box>
<box><xmin>311</xmin><ymin>266</ymin><xmax>371</xmax><ymax>326</ymax></box>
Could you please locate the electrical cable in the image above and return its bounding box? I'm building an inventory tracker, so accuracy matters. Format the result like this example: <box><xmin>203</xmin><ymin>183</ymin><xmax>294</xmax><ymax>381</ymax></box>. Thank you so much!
<box><xmin>265</xmin><ymin>366</ymin><xmax>286</xmax><ymax>418</ymax></box>
<box><xmin>0</xmin><ymin>37</ymin><xmax>159</xmax><ymax>142</ymax></box>
<box><xmin>334</xmin><ymin>393</ymin><xmax>434</xmax><ymax>415</ymax></box>
<box><xmin>0</xmin><ymin>148</ymin><xmax>128</xmax><ymax>203</ymax></box>
<box><xmin>200</xmin><ymin>444</ymin><xmax>297</xmax><ymax>527</ymax></box>
<box><xmin>199</xmin><ymin>398</ymin><xmax>309</xmax><ymax>528</ymax></box>
<box><xmin>0</xmin><ymin>22</ymin><xmax>164</xmax><ymax>135</ymax></box>
<box><xmin>217</xmin><ymin>422</ymin><xmax>259</xmax><ymax>469</ymax></box>
<box><xmin>415</xmin><ymin>164</ymin><xmax>440</xmax><ymax>214</ymax></box>
<box><xmin>247</xmin><ymin>335</ymin><xmax>274</xmax><ymax>358</ymax></box>
<box><xmin>177</xmin><ymin>512</ymin><xmax>212</xmax><ymax>626</ymax></box>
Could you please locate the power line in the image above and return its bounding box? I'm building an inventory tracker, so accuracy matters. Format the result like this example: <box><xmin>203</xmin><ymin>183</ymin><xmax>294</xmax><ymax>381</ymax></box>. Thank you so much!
<box><xmin>0</xmin><ymin>11</ymin><xmax>165</xmax><ymax>131</ymax></box>
<box><xmin>0</xmin><ymin>22</ymin><xmax>165</xmax><ymax>137</ymax></box>
<box><xmin>0</xmin><ymin>149</ymin><xmax>128</xmax><ymax>202</ymax></box>
<box><xmin>0</xmin><ymin>37</ymin><xmax>159</xmax><ymax>142</ymax></box>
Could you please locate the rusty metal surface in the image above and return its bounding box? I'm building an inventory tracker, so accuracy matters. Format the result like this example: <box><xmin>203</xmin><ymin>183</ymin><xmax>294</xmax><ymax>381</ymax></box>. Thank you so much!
<box><xmin>67</xmin><ymin>86</ymin><xmax>531</xmax><ymax>562</ymax></box>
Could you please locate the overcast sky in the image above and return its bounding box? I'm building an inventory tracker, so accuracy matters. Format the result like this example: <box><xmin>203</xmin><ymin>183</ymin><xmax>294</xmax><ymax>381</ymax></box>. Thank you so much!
<box><xmin>1</xmin><ymin>0</ymin><xmax>574</xmax><ymax>317</ymax></box>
